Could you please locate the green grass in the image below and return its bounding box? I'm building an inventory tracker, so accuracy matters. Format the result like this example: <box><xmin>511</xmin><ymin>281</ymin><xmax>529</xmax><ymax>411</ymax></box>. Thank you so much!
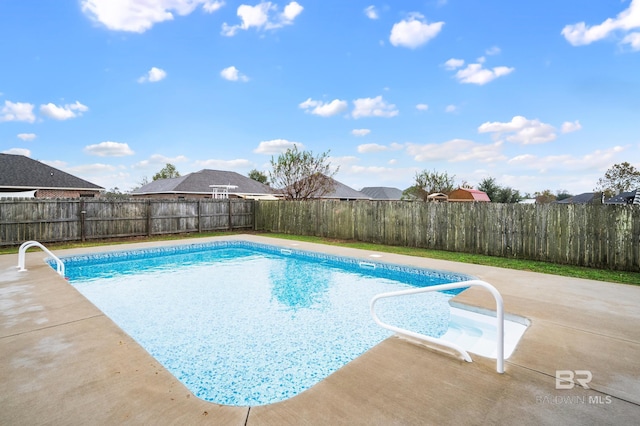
<box><xmin>2</xmin><ymin>231</ymin><xmax>638</xmax><ymax>286</ymax></box>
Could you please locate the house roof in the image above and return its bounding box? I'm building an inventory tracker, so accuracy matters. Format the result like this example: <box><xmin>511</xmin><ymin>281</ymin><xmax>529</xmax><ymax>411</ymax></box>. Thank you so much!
<box><xmin>131</xmin><ymin>169</ymin><xmax>275</xmax><ymax>196</ymax></box>
<box><xmin>449</xmin><ymin>188</ymin><xmax>491</xmax><ymax>202</ymax></box>
<box><xmin>604</xmin><ymin>189</ymin><xmax>640</xmax><ymax>205</ymax></box>
<box><xmin>320</xmin><ymin>177</ymin><xmax>370</xmax><ymax>200</ymax></box>
<box><xmin>360</xmin><ymin>186</ymin><xmax>403</xmax><ymax>200</ymax></box>
<box><xmin>0</xmin><ymin>153</ymin><xmax>104</xmax><ymax>191</ymax></box>
<box><xmin>555</xmin><ymin>192</ymin><xmax>602</xmax><ymax>204</ymax></box>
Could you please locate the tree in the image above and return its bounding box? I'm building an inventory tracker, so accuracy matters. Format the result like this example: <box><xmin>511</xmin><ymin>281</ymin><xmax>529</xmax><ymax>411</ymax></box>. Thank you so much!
<box><xmin>477</xmin><ymin>177</ymin><xmax>501</xmax><ymax>202</ymax></box>
<box><xmin>248</xmin><ymin>169</ymin><xmax>269</xmax><ymax>185</ymax></box>
<box><xmin>594</xmin><ymin>162</ymin><xmax>640</xmax><ymax>198</ymax></box>
<box><xmin>102</xmin><ymin>187</ymin><xmax>129</xmax><ymax>199</ymax></box>
<box><xmin>534</xmin><ymin>189</ymin><xmax>557</xmax><ymax>204</ymax></box>
<box><xmin>153</xmin><ymin>163</ymin><xmax>180</xmax><ymax>181</ymax></box>
<box><xmin>403</xmin><ymin>170</ymin><xmax>456</xmax><ymax>201</ymax></box>
<box><xmin>269</xmin><ymin>146</ymin><xmax>339</xmax><ymax>200</ymax></box>
<box><xmin>477</xmin><ymin>177</ymin><xmax>523</xmax><ymax>203</ymax></box>
<box><xmin>555</xmin><ymin>190</ymin><xmax>573</xmax><ymax>201</ymax></box>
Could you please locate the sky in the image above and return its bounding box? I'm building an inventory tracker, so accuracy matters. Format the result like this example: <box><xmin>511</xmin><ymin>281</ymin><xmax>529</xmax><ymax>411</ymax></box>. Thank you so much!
<box><xmin>1</xmin><ymin>0</ymin><xmax>639</xmax><ymax>196</ymax></box>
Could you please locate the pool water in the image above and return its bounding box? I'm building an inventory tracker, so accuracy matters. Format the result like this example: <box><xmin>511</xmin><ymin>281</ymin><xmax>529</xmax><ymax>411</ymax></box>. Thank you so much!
<box><xmin>61</xmin><ymin>241</ymin><xmax>471</xmax><ymax>406</ymax></box>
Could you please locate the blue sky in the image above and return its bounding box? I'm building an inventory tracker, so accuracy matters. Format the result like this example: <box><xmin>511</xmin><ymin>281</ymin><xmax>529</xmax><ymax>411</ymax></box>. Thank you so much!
<box><xmin>1</xmin><ymin>1</ymin><xmax>639</xmax><ymax>195</ymax></box>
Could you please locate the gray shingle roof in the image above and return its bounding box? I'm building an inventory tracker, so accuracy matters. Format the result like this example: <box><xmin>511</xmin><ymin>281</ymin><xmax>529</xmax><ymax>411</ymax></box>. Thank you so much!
<box><xmin>604</xmin><ymin>189</ymin><xmax>639</xmax><ymax>205</ymax></box>
<box><xmin>0</xmin><ymin>153</ymin><xmax>103</xmax><ymax>190</ymax></box>
<box><xmin>321</xmin><ymin>178</ymin><xmax>370</xmax><ymax>200</ymax></box>
<box><xmin>132</xmin><ymin>169</ymin><xmax>275</xmax><ymax>195</ymax></box>
<box><xmin>555</xmin><ymin>192</ymin><xmax>602</xmax><ymax>204</ymax></box>
<box><xmin>360</xmin><ymin>186</ymin><xmax>403</xmax><ymax>200</ymax></box>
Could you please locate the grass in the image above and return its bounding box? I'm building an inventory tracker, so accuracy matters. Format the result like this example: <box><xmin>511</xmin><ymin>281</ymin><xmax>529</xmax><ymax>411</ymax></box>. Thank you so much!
<box><xmin>2</xmin><ymin>231</ymin><xmax>638</xmax><ymax>286</ymax></box>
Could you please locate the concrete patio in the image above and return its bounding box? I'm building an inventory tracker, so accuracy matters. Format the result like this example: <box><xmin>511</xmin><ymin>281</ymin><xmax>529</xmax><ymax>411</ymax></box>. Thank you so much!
<box><xmin>1</xmin><ymin>234</ymin><xmax>639</xmax><ymax>425</ymax></box>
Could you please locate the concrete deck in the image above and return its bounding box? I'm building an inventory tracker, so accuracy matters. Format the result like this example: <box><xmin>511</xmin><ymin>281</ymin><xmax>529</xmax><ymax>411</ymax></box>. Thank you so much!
<box><xmin>1</xmin><ymin>234</ymin><xmax>639</xmax><ymax>425</ymax></box>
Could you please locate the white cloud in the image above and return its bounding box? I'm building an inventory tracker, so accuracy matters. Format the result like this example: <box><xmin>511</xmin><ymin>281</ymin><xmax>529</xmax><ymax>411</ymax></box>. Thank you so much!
<box><xmin>445</xmin><ymin>104</ymin><xmax>457</xmax><ymax>113</ymax></box>
<box><xmin>298</xmin><ymin>98</ymin><xmax>348</xmax><ymax>117</ymax></box>
<box><xmin>81</xmin><ymin>0</ymin><xmax>225</xmax><ymax>33</ymax></box>
<box><xmin>478</xmin><ymin>116</ymin><xmax>557</xmax><ymax>145</ymax></box>
<box><xmin>17</xmin><ymin>133</ymin><xmax>36</xmax><ymax>141</ymax></box>
<box><xmin>364</xmin><ymin>6</ymin><xmax>378</xmax><ymax>20</ymax></box>
<box><xmin>453</xmin><ymin>63</ymin><xmax>514</xmax><ymax>85</ymax></box>
<box><xmin>351</xmin><ymin>129</ymin><xmax>371</xmax><ymax>137</ymax></box>
<box><xmin>415</xmin><ymin>103</ymin><xmax>429</xmax><ymax>111</ymax></box>
<box><xmin>561</xmin><ymin>120</ymin><xmax>582</xmax><ymax>134</ymax></box>
<box><xmin>194</xmin><ymin>158</ymin><xmax>253</xmax><ymax>168</ymax></box>
<box><xmin>222</xmin><ymin>1</ymin><xmax>303</xmax><ymax>36</ymax></box>
<box><xmin>68</xmin><ymin>163</ymin><xmax>118</xmax><ymax>174</ymax></box>
<box><xmin>220</xmin><ymin>66</ymin><xmax>249</xmax><ymax>82</ymax></box>
<box><xmin>485</xmin><ymin>46</ymin><xmax>501</xmax><ymax>55</ymax></box>
<box><xmin>138</xmin><ymin>67</ymin><xmax>167</xmax><ymax>83</ymax></box>
<box><xmin>253</xmin><ymin>139</ymin><xmax>303</xmax><ymax>154</ymax></box>
<box><xmin>40</xmin><ymin>101</ymin><xmax>89</xmax><ymax>120</ymax></box>
<box><xmin>133</xmin><ymin>154</ymin><xmax>189</xmax><ymax>168</ymax></box>
<box><xmin>2</xmin><ymin>148</ymin><xmax>31</xmax><ymax>156</ymax></box>
<box><xmin>444</xmin><ymin>58</ymin><xmax>464</xmax><ymax>69</ymax></box>
<box><xmin>84</xmin><ymin>141</ymin><xmax>135</xmax><ymax>157</ymax></box>
<box><xmin>507</xmin><ymin>146</ymin><xmax>627</xmax><ymax>172</ymax></box>
<box><xmin>0</xmin><ymin>100</ymin><xmax>36</xmax><ymax>123</ymax></box>
<box><xmin>406</xmin><ymin>139</ymin><xmax>506</xmax><ymax>163</ymax></box>
<box><xmin>389</xmin><ymin>13</ymin><xmax>444</xmax><ymax>49</ymax></box>
<box><xmin>562</xmin><ymin>0</ymin><xmax>640</xmax><ymax>47</ymax></box>
<box><xmin>203</xmin><ymin>1</ymin><xmax>225</xmax><ymax>13</ymax></box>
<box><xmin>622</xmin><ymin>32</ymin><xmax>640</xmax><ymax>50</ymax></box>
<box><xmin>357</xmin><ymin>143</ymin><xmax>388</xmax><ymax>153</ymax></box>
<box><xmin>352</xmin><ymin>96</ymin><xmax>398</xmax><ymax>119</ymax></box>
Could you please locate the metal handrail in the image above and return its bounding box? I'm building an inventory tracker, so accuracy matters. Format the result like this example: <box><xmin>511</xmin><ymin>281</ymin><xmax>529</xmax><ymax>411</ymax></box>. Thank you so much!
<box><xmin>370</xmin><ymin>279</ymin><xmax>504</xmax><ymax>373</ymax></box>
<box><xmin>17</xmin><ymin>241</ymin><xmax>65</xmax><ymax>277</ymax></box>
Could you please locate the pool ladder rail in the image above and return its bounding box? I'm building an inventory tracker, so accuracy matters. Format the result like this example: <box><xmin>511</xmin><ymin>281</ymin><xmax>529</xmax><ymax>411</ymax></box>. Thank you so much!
<box><xmin>370</xmin><ymin>280</ymin><xmax>505</xmax><ymax>373</ymax></box>
<box><xmin>17</xmin><ymin>241</ymin><xmax>65</xmax><ymax>277</ymax></box>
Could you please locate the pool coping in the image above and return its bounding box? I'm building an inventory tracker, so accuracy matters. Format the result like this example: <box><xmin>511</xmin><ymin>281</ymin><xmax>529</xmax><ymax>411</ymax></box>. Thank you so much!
<box><xmin>2</xmin><ymin>234</ymin><xmax>639</xmax><ymax>425</ymax></box>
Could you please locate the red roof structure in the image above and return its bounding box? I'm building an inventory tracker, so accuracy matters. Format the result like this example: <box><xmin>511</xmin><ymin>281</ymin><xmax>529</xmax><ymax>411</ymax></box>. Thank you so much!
<box><xmin>448</xmin><ymin>188</ymin><xmax>491</xmax><ymax>202</ymax></box>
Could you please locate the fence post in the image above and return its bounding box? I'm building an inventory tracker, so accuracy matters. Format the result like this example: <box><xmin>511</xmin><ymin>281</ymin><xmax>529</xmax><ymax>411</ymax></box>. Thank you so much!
<box><xmin>146</xmin><ymin>199</ymin><xmax>152</xmax><ymax>237</ymax></box>
<box><xmin>197</xmin><ymin>199</ymin><xmax>202</xmax><ymax>233</ymax></box>
<box><xmin>79</xmin><ymin>199</ymin><xmax>86</xmax><ymax>242</ymax></box>
<box><xmin>228</xmin><ymin>199</ymin><xmax>233</xmax><ymax>230</ymax></box>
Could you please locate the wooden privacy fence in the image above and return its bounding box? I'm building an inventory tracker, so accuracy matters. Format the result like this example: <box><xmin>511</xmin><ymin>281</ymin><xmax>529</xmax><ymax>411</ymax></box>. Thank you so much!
<box><xmin>255</xmin><ymin>200</ymin><xmax>640</xmax><ymax>272</ymax></box>
<box><xmin>0</xmin><ymin>198</ymin><xmax>255</xmax><ymax>246</ymax></box>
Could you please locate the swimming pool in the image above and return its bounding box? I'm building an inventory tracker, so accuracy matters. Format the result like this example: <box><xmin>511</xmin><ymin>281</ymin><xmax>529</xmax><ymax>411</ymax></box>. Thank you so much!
<box><xmin>59</xmin><ymin>240</ymin><xmax>473</xmax><ymax>406</ymax></box>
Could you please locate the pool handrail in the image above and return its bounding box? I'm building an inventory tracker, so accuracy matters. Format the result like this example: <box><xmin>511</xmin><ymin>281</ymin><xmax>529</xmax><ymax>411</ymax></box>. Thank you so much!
<box><xmin>370</xmin><ymin>279</ymin><xmax>504</xmax><ymax>373</ymax></box>
<box><xmin>17</xmin><ymin>240</ymin><xmax>65</xmax><ymax>277</ymax></box>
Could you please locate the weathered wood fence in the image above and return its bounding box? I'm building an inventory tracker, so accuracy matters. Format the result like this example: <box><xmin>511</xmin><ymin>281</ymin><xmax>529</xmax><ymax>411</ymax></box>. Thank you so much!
<box><xmin>2</xmin><ymin>198</ymin><xmax>639</xmax><ymax>271</ymax></box>
<box><xmin>255</xmin><ymin>200</ymin><xmax>640</xmax><ymax>272</ymax></box>
<box><xmin>0</xmin><ymin>199</ymin><xmax>254</xmax><ymax>246</ymax></box>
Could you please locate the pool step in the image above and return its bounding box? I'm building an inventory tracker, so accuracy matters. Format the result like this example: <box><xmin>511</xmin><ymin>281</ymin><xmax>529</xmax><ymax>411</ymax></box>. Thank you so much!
<box><xmin>441</xmin><ymin>308</ymin><xmax>528</xmax><ymax>359</ymax></box>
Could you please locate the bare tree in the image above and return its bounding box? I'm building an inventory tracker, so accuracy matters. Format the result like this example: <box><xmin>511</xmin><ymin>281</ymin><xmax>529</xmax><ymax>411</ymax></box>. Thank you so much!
<box><xmin>269</xmin><ymin>146</ymin><xmax>339</xmax><ymax>200</ymax></box>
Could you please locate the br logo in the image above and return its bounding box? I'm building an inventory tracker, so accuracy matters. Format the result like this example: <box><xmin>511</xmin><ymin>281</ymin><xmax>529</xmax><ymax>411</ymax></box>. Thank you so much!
<box><xmin>555</xmin><ymin>370</ymin><xmax>592</xmax><ymax>389</ymax></box>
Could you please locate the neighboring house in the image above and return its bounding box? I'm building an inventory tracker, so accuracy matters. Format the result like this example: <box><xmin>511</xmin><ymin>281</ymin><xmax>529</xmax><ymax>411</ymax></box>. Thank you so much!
<box><xmin>448</xmin><ymin>188</ymin><xmax>491</xmax><ymax>202</ymax></box>
<box><xmin>317</xmin><ymin>177</ymin><xmax>371</xmax><ymax>200</ymax></box>
<box><xmin>0</xmin><ymin>153</ymin><xmax>103</xmax><ymax>198</ymax></box>
<box><xmin>360</xmin><ymin>186</ymin><xmax>403</xmax><ymax>201</ymax></box>
<box><xmin>131</xmin><ymin>169</ymin><xmax>278</xmax><ymax>199</ymax></box>
<box><xmin>604</xmin><ymin>189</ymin><xmax>640</xmax><ymax>205</ymax></box>
<box><xmin>555</xmin><ymin>192</ymin><xmax>603</xmax><ymax>205</ymax></box>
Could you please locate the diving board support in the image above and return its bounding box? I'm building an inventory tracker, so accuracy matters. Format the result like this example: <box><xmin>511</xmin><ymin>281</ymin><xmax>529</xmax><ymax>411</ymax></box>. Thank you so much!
<box><xmin>370</xmin><ymin>279</ymin><xmax>504</xmax><ymax>373</ymax></box>
<box><xmin>17</xmin><ymin>240</ymin><xmax>65</xmax><ymax>277</ymax></box>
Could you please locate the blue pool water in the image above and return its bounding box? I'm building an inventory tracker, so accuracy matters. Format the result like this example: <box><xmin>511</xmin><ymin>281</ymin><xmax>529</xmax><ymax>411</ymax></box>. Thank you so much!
<box><xmin>59</xmin><ymin>241</ymin><xmax>471</xmax><ymax>406</ymax></box>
